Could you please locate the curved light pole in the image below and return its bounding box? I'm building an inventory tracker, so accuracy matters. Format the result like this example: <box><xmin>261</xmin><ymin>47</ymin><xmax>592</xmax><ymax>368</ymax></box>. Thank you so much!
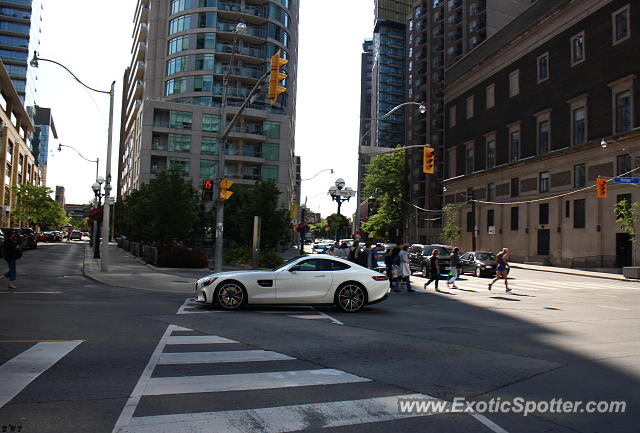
<box><xmin>31</xmin><ymin>52</ymin><xmax>115</xmax><ymax>273</ymax></box>
<box><xmin>354</xmin><ymin>102</ymin><xmax>427</xmax><ymax>237</ymax></box>
<box><xmin>301</xmin><ymin>168</ymin><xmax>334</xmax><ymax>182</ymax></box>
<box><xmin>58</xmin><ymin>143</ymin><xmax>99</xmax><ymax>180</ymax></box>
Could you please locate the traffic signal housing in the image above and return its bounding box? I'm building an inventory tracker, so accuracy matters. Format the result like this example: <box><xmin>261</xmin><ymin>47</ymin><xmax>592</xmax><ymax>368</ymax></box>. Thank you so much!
<box><xmin>202</xmin><ymin>179</ymin><xmax>214</xmax><ymax>200</ymax></box>
<box><xmin>423</xmin><ymin>146</ymin><xmax>435</xmax><ymax>174</ymax></box>
<box><xmin>219</xmin><ymin>178</ymin><xmax>234</xmax><ymax>201</ymax></box>
<box><xmin>596</xmin><ymin>177</ymin><xmax>607</xmax><ymax>198</ymax></box>
<box><xmin>268</xmin><ymin>49</ymin><xmax>288</xmax><ymax>105</ymax></box>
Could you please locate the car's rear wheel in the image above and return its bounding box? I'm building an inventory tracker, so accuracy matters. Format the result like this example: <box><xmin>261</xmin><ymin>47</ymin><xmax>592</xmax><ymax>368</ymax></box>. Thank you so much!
<box><xmin>215</xmin><ymin>281</ymin><xmax>246</xmax><ymax>310</ymax></box>
<box><xmin>335</xmin><ymin>282</ymin><xmax>367</xmax><ymax>312</ymax></box>
<box><xmin>475</xmin><ymin>267</ymin><xmax>483</xmax><ymax>278</ymax></box>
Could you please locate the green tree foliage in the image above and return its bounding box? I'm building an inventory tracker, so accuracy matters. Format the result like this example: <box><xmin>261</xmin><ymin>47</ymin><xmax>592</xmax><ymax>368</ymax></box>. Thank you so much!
<box><xmin>115</xmin><ymin>169</ymin><xmax>198</xmax><ymax>244</ymax></box>
<box><xmin>223</xmin><ymin>180</ymin><xmax>291</xmax><ymax>250</ymax></box>
<box><xmin>614</xmin><ymin>199</ymin><xmax>640</xmax><ymax>243</ymax></box>
<box><xmin>441</xmin><ymin>204</ymin><xmax>461</xmax><ymax>246</ymax></box>
<box><xmin>361</xmin><ymin>149</ymin><xmax>404</xmax><ymax>240</ymax></box>
<box><xmin>10</xmin><ymin>184</ymin><xmax>68</xmax><ymax>228</ymax></box>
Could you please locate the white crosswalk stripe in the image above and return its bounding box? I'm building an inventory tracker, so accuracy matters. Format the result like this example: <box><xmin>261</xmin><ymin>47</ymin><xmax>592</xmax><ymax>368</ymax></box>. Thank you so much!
<box><xmin>112</xmin><ymin>325</ymin><xmax>507</xmax><ymax>433</ymax></box>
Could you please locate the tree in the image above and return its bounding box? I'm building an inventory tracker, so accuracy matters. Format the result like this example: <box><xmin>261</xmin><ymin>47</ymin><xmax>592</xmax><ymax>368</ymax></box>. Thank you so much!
<box><xmin>440</xmin><ymin>204</ymin><xmax>461</xmax><ymax>246</ymax></box>
<box><xmin>10</xmin><ymin>184</ymin><xmax>69</xmax><ymax>229</ymax></box>
<box><xmin>361</xmin><ymin>149</ymin><xmax>405</xmax><ymax>241</ymax></box>
<box><xmin>223</xmin><ymin>180</ymin><xmax>291</xmax><ymax>250</ymax></box>
<box><xmin>326</xmin><ymin>213</ymin><xmax>350</xmax><ymax>240</ymax></box>
<box><xmin>614</xmin><ymin>199</ymin><xmax>640</xmax><ymax>243</ymax></box>
<box><xmin>115</xmin><ymin>169</ymin><xmax>199</xmax><ymax>244</ymax></box>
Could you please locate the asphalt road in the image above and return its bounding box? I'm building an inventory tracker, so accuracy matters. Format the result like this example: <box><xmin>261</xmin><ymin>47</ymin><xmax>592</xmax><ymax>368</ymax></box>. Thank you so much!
<box><xmin>0</xmin><ymin>242</ymin><xmax>638</xmax><ymax>433</ymax></box>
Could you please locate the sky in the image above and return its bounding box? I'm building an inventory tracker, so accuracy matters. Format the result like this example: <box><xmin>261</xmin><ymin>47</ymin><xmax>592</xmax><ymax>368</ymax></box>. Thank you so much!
<box><xmin>38</xmin><ymin>0</ymin><xmax>375</xmax><ymax>218</ymax></box>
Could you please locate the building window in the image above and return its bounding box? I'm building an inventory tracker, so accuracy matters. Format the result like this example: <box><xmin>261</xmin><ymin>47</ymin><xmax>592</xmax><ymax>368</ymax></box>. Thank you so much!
<box><xmin>573</xmin><ymin>107</ymin><xmax>586</xmax><ymax>145</ymax></box>
<box><xmin>565</xmin><ymin>200</ymin><xmax>570</xmax><ymax>218</ymax></box>
<box><xmin>574</xmin><ymin>163</ymin><xmax>586</xmax><ymax>188</ymax></box>
<box><xmin>539</xmin><ymin>171</ymin><xmax>550</xmax><ymax>193</ymax></box>
<box><xmin>539</xmin><ymin>203</ymin><xmax>549</xmax><ymax>225</ymax></box>
<box><xmin>573</xmin><ymin>199</ymin><xmax>586</xmax><ymax>228</ymax></box>
<box><xmin>511</xmin><ymin>177</ymin><xmax>519</xmax><ymax>198</ymax></box>
<box><xmin>448</xmin><ymin>148</ymin><xmax>456</xmax><ymax>178</ymax></box>
<box><xmin>510</xmin><ymin>207</ymin><xmax>519</xmax><ymax>230</ymax></box>
<box><xmin>200</xmin><ymin>160</ymin><xmax>217</xmax><ymax>178</ymax></box>
<box><xmin>195</xmin><ymin>53</ymin><xmax>214</xmax><ymax>70</ymax></box>
<box><xmin>509</xmin><ymin>70</ymin><xmax>519</xmax><ymax>97</ymax></box>
<box><xmin>168</xmin><ymin>35</ymin><xmax>189</xmax><ymax>55</ymax></box>
<box><xmin>466</xmin><ymin>211</ymin><xmax>474</xmax><ymax>232</ymax></box>
<box><xmin>465</xmin><ymin>142</ymin><xmax>474</xmax><ymax>174</ymax></box>
<box><xmin>263</xmin><ymin>143</ymin><xmax>280</xmax><ymax>161</ymax></box>
<box><xmin>487</xmin><ymin>209</ymin><xmax>494</xmax><ymax>229</ymax></box>
<box><xmin>486</xmin><ymin>136</ymin><xmax>496</xmax><ymax>169</ymax></box>
<box><xmin>487</xmin><ymin>183</ymin><xmax>495</xmax><ymax>201</ymax></box>
<box><xmin>449</xmin><ymin>105</ymin><xmax>456</xmax><ymax>127</ymax></box>
<box><xmin>571</xmin><ymin>31</ymin><xmax>585</xmax><ymax>66</ymax></box>
<box><xmin>615</xmin><ymin>90</ymin><xmax>632</xmax><ymax>133</ymax></box>
<box><xmin>193</xmin><ymin>75</ymin><xmax>213</xmax><ymax>92</ymax></box>
<box><xmin>537</xmin><ymin>52</ymin><xmax>549</xmax><ymax>82</ymax></box>
<box><xmin>466</xmin><ymin>95</ymin><xmax>474</xmax><ymax>119</ymax></box>
<box><xmin>617</xmin><ymin>154</ymin><xmax>632</xmax><ymax>176</ymax></box>
<box><xmin>167</xmin><ymin>56</ymin><xmax>188</xmax><ymax>75</ymax></box>
<box><xmin>535</xmin><ymin>109</ymin><xmax>551</xmax><ymax>154</ymax></box>
<box><xmin>486</xmin><ymin>84</ymin><xmax>495</xmax><ymax>109</ymax></box>
<box><xmin>168</xmin><ymin>157</ymin><xmax>190</xmax><ymax>176</ymax></box>
<box><xmin>612</xmin><ymin>5</ymin><xmax>631</xmax><ymax>45</ymax></box>
<box><xmin>169</xmin><ymin>110</ymin><xmax>192</xmax><ymax>129</ymax></box>
<box><xmin>168</xmin><ymin>134</ymin><xmax>191</xmax><ymax>152</ymax></box>
<box><xmin>196</xmin><ymin>32</ymin><xmax>215</xmax><ymax>49</ymax></box>
<box><xmin>264</xmin><ymin>121</ymin><xmax>281</xmax><ymax>139</ymax></box>
<box><xmin>200</xmin><ymin>137</ymin><xmax>218</xmax><ymax>155</ymax></box>
<box><xmin>165</xmin><ymin>77</ymin><xmax>187</xmax><ymax>96</ymax></box>
<box><xmin>202</xmin><ymin>114</ymin><xmax>220</xmax><ymax>132</ymax></box>
<box><xmin>509</xmin><ymin>126</ymin><xmax>520</xmax><ymax>162</ymax></box>
<box><xmin>261</xmin><ymin>165</ymin><xmax>279</xmax><ymax>182</ymax></box>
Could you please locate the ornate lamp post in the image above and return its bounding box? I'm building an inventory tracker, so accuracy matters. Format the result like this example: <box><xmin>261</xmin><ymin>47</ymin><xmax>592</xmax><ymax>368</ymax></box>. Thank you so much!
<box><xmin>328</xmin><ymin>178</ymin><xmax>354</xmax><ymax>215</ymax></box>
<box><xmin>91</xmin><ymin>176</ymin><xmax>105</xmax><ymax>259</ymax></box>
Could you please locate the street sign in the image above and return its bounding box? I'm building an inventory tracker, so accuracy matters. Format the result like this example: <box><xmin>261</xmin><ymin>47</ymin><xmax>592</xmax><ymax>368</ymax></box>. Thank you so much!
<box><xmin>333</xmin><ymin>189</ymin><xmax>356</xmax><ymax>197</ymax></box>
<box><xmin>613</xmin><ymin>177</ymin><xmax>640</xmax><ymax>184</ymax></box>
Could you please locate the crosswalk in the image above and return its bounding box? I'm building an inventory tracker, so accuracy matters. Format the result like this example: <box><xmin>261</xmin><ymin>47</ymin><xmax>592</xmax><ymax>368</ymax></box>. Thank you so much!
<box><xmin>112</xmin><ymin>325</ymin><xmax>506</xmax><ymax>433</ymax></box>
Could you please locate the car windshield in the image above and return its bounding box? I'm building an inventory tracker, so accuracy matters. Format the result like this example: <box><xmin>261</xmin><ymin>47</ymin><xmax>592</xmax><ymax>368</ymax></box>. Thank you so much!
<box><xmin>476</xmin><ymin>253</ymin><xmax>496</xmax><ymax>261</ymax></box>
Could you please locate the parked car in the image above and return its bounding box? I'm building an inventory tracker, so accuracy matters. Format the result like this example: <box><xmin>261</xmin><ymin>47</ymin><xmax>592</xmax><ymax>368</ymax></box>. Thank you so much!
<box><xmin>312</xmin><ymin>243</ymin><xmax>332</xmax><ymax>254</ymax></box>
<box><xmin>408</xmin><ymin>244</ymin><xmax>453</xmax><ymax>277</ymax></box>
<box><xmin>196</xmin><ymin>254</ymin><xmax>390</xmax><ymax>312</ymax></box>
<box><xmin>20</xmin><ymin>228</ymin><xmax>37</xmax><ymax>249</ymax></box>
<box><xmin>52</xmin><ymin>231</ymin><xmax>63</xmax><ymax>241</ymax></box>
<box><xmin>459</xmin><ymin>251</ymin><xmax>498</xmax><ymax>277</ymax></box>
<box><xmin>69</xmin><ymin>230</ymin><xmax>83</xmax><ymax>240</ymax></box>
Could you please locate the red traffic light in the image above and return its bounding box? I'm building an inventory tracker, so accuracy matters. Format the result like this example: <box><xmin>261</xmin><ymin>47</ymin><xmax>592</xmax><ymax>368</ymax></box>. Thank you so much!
<box><xmin>202</xmin><ymin>179</ymin><xmax>214</xmax><ymax>192</ymax></box>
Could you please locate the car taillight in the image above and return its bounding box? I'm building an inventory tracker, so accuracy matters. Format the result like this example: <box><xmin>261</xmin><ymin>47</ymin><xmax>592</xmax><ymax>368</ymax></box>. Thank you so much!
<box><xmin>372</xmin><ymin>275</ymin><xmax>388</xmax><ymax>281</ymax></box>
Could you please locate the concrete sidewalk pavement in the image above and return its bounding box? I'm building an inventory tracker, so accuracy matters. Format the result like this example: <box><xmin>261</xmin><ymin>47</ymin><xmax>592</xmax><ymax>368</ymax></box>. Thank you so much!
<box><xmin>510</xmin><ymin>262</ymin><xmax>640</xmax><ymax>282</ymax></box>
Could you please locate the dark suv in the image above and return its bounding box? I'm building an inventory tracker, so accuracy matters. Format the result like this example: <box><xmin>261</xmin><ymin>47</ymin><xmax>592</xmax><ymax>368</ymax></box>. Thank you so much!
<box><xmin>408</xmin><ymin>244</ymin><xmax>453</xmax><ymax>277</ymax></box>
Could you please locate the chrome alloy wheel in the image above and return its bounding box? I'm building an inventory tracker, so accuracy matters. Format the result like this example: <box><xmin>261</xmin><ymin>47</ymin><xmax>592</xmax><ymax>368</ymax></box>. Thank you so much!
<box><xmin>337</xmin><ymin>284</ymin><xmax>366</xmax><ymax>312</ymax></box>
<box><xmin>216</xmin><ymin>282</ymin><xmax>244</xmax><ymax>310</ymax></box>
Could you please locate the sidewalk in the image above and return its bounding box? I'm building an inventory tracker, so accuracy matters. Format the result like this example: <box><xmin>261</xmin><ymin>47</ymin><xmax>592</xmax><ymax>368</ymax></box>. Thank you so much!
<box><xmin>510</xmin><ymin>262</ymin><xmax>640</xmax><ymax>283</ymax></box>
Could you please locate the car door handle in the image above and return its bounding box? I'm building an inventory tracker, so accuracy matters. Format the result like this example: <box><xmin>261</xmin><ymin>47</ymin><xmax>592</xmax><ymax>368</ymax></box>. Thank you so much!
<box><xmin>314</xmin><ymin>275</ymin><xmax>326</xmax><ymax>278</ymax></box>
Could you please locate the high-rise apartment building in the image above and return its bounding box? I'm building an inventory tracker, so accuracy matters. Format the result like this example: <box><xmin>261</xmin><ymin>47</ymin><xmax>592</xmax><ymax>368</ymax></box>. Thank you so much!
<box><xmin>405</xmin><ymin>0</ymin><xmax>531</xmax><ymax>243</ymax></box>
<box><xmin>119</xmin><ymin>0</ymin><xmax>300</xmax><ymax>209</ymax></box>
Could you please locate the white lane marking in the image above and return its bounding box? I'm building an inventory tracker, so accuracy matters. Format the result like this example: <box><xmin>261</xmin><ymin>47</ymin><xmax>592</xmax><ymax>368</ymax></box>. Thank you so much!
<box><xmin>172</xmin><ymin>326</ymin><xmax>193</xmax><ymax>332</ymax></box>
<box><xmin>312</xmin><ymin>308</ymin><xmax>345</xmax><ymax>325</ymax></box>
<box><xmin>598</xmin><ymin>305</ymin><xmax>629</xmax><ymax>311</ymax></box>
<box><xmin>143</xmin><ymin>369</ymin><xmax>371</xmax><ymax>396</ymax></box>
<box><xmin>123</xmin><ymin>393</ymin><xmax>508</xmax><ymax>433</ymax></box>
<box><xmin>0</xmin><ymin>340</ymin><xmax>83</xmax><ymax>408</ymax></box>
<box><xmin>166</xmin><ymin>335</ymin><xmax>238</xmax><ymax>345</ymax></box>
<box><xmin>157</xmin><ymin>350</ymin><xmax>293</xmax><ymax>365</ymax></box>
<box><xmin>0</xmin><ymin>291</ymin><xmax>61</xmax><ymax>294</ymax></box>
<box><xmin>177</xmin><ymin>298</ymin><xmax>222</xmax><ymax>315</ymax></box>
<box><xmin>112</xmin><ymin>325</ymin><xmax>177</xmax><ymax>433</ymax></box>
<box><xmin>288</xmin><ymin>314</ymin><xmax>328</xmax><ymax>320</ymax></box>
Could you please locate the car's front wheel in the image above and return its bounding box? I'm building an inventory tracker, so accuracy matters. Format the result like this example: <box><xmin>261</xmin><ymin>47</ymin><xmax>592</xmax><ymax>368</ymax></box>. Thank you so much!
<box><xmin>214</xmin><ymin>280</ymin><xmax>246</xmax><ymax>310</ymax></box>
<box><xmin>335</xmin><ymin>283</ymin><xmax>367</xmax><ymax>312</ymax></box>
<box><xmin>475</xmin><ymin>267</ymin><xmax>483</xmax><ymax>278</ymax></box>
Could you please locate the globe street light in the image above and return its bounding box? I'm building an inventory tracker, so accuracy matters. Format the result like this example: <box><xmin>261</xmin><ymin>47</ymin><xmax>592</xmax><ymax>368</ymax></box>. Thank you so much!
<box><xmin>328</xmin><ymin>178</ymin><xmax>354</xmax><ymax>215</ymax></box>
<box><xmin>91</xmin><ymin>177</ymin><xmax>104</xmax><ymax>259</ymax></box>
<box><xmin>354</xmin><ymin>102</ymin><xmax>427</xmax><ymax>237</ymax></box>
<box><xmin>31</xmin><ymin>51</ymin><xmax>115</xmax><ymax>273</ymax></box>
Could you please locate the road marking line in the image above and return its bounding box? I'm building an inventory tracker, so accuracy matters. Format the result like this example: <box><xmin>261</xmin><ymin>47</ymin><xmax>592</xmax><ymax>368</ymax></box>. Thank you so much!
<box><xmin>171</xmin><ymin>326</ymin><xmax>193</xmax><ymax>332</ymax></box>
<box><xmin>598</xmin><ymin>305</ymin><xmax>629</xmax><ymax>310</ymax></box>
<box><xmin>166</xmin><ymin>335</ymin><xmax>238</xmax><ymax>345</ymax></box>
<box><xmin>123</xmin><ymin>393</ymin><xmax>508</xmax><ymax>433</ymax></box>
<box><xmin>157</xmin><ymin>350</ymin><xmax>293</xmax><ymax>365</ymax></box>
<box><xmin>143</xmin><ymin>369</ymin><xmax>371</xmax><ymax>396</ymax></box>
<box><xmin>0</xmin><ymin>291</ymin><xmax>61</xmax><ymax>294</ymax></box>
<box><xmin>0</xmin><ymin>339</ymin><xmax>83</xmax><ymax>343</ymax></box>
<box><xmin>312</xmin><ymin>308</ymin><xmax>345</xmax><ymax>325</ymax></box>
<box><xmin>287</xmin><ymin>314</ymin><xmax>328</xmax><ymax>319</ymax></box>
<box><xmin>0</xmin><ymin>340</ymin><xmax>82</xmax><ymax>408</ymax></box>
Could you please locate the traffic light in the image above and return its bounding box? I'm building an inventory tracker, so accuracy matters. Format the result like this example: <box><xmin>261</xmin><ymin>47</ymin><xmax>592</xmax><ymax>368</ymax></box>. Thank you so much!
<box><xmin>219</xmin><ymin>178</ymin><xmax>234</xmax><ymax>201</ymax></box>
<box><xmin>202</xmin><ymin>178</ymin><xmax>214</xmax><ymax>200</ymax></box>
<box><xmin>268</xmin><ymin>49</ymin><xmax>288</xmax><ymax>105</ymax></box>
<box><xmin>423</xmin><ymin>146</ymin><xmax>435</xmax><ymax>174</ymax></box>
<box><xmin>596</xmin><ymin>177</ymin><xmax>607</xmax><ymax>198</ymax></box>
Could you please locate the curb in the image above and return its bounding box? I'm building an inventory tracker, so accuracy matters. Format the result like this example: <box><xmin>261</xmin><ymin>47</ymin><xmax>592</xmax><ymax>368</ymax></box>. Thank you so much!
<box><xmin>509</xmin><ymin>264</ymin><xmax>640</xmax><ymax>283</ymax></box>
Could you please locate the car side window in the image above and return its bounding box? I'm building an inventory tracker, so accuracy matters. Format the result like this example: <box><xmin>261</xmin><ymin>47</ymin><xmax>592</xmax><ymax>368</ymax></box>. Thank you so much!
<box><xmin>299</xmin><ymin>259</ymin><xmax>334</xmax><ymax>271</ymax></box>
<box><xmin>330</xmin><ymin>260</ymin><xmax>351</xmax><ymax>271</ymax></box>
<box><xmin>298</xmin><ymin>260</ymin><xmax>319</xmax><ymax>271</ymax></box>
<box><xmin>469</xmin><ymin>254</ymin><xmax>475</xmax><ymax>261</ymax></box>
<box><xmin>460</xmin><ymin>253</ymin><xmax>470</xmax><ymax>260</ymax></box>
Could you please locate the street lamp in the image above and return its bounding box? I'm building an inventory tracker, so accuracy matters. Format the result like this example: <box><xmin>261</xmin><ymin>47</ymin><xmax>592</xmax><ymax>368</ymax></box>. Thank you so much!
<box><xmin>301</xmin><ymin>168</ymin><xmax>334</xmax><ymax>182</ymax></box>
<box><xmin>328</xmin><ymin>178</ymin><xmax>354</xmax><ymax>215</ymax></box>
<box><xmin>58</xmin><ymin>143</ymin><xmax>99</xmax><ymax>180</ymax></box>
<box><xmin>91</xmin><ymin>176</ymin><xmax>105</xmax><ymax>259</ymax></box>
<box><xmin>31</xmin><ymin>51</ymin><xmax>115</xmax><ymax>273</ymax></box>
<box><xmin>354</xmin><ymin>102</ymin><xmax>427</xmax><ymax>237</ymax></box>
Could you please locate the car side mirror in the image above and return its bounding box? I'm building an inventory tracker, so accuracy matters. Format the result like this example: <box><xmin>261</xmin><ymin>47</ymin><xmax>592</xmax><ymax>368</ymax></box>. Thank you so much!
<box><xmin>289</xmin><ymin>265</ymin><xmax>300</xmax><ymax>272</ymax></box>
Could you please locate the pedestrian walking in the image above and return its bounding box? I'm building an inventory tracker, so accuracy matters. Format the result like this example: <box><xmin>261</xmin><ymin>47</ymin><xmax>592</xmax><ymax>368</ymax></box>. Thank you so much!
<box><xmin>1</xmin><ymin>229</ymin><xmax>22</xmax><ymax>289</ymax></box>
<box><xmin>334</xmin><ymin>242</ymin><xmax>350</xmax><ymax>259</ymax></box>
<box><xmin>360</xmin><ymin>242</ymin><xmax>372</xmax><ymax>267</ymax></box>
<box><xmin>348</xmin><ymin>241</ymin><xmax>361</xmax><ymax>264</ymax></box>
<box><xmin>328</xmin><ymin>241</ymin><xmax>339</xmax><ymax>256</ymax></box>
<box><xmin>398</xmin><ymin>244</ymin><xmax>414</xmax><ymax>292</ymax></box>
<box><xmin>423</xmin><ymin>249</ymin><xmax>442</xmax><ymax>292</ymax></box>
<box><xmin>384</xmin><ymin>248</ymin><xmax>394</xmax><ymax>288</ymax></box>
<box><xmin>368</xmin><ymin>243</ymin><xmax>378</xmax><ymax>269</ymax></box>
<box><xmin>488</xmin><ymin>247</ymin><xmax>511</xmax><ymax>292</ymax></box>
<box><xmin>447</xmin><ymin>247</ymin><xmax>460</xmax><ymax>289</ymax></box>
<box><xmin>390</xmin><ymin>246</ymin><xmax>402</xmax><ymax>291</ymax></box>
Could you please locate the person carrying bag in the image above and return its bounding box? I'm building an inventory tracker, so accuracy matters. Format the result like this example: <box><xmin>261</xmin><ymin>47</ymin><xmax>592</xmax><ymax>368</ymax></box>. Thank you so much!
<box><xmin>1</xmin><ymin>229</ymin><xmax>22</xmax><ymax>289</ymax></box>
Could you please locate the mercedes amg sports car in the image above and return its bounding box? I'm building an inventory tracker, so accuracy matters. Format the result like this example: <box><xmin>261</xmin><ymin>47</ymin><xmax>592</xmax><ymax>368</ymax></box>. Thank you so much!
<box><xmin>196</xmin><ymin>254</ymin><xmax>390</xmax><ymax>312</ymax></box>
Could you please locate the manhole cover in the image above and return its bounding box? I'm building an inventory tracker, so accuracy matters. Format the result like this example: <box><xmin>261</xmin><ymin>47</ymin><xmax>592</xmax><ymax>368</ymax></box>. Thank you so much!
<box><xmin>437</xmin><ymin>327</ymin><xmax>478</xmax><ymax>334</ymax></box>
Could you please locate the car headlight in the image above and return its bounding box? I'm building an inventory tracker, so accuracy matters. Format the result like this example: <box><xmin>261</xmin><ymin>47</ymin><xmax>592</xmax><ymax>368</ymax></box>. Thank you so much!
<box><xmin>199</xmin><ymin>277</ymin><xmax>217</xmax><ymax>287</ymax></box>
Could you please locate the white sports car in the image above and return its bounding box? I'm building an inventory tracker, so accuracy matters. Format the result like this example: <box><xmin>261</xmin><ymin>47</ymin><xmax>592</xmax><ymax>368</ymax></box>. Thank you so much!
<box><xmin>196</xmin><ymin>254</ymin><xmax>390</xmax><ymax>312</ymax></box>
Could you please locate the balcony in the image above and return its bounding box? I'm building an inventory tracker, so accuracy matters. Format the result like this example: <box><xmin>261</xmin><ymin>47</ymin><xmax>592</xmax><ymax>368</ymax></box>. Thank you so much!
<box><xmin>213</xmin><ymin>64</ymin><xmax>264</xmax><ymax>80</ymax></box>
<box><xmin>218</xmin><ymin>2</ymin><xmax>267</xmax><ymax>19</ymax></box>
<box><xmin>129</xmin><ymin>60</ymin><xmax>145</xmax><ymax>83</ymax></box>
<box><xmin>217</xmin><ymin>22</ymin><xmax>266</xmax><ymax>39</ymax></box>
<box><xmin>133</xmin><ymin>41</ymin><xmax>146</xmax><ymax>63</ymax></box>
<box><xmin>229</xmin><ymin>124</ymin><xmax>264</xmax><ymax>136</ymax></box>
<box><xmin>215</xmin><ymin>43</ymin><xmax>265</xmax><ymax>60</ymax></box>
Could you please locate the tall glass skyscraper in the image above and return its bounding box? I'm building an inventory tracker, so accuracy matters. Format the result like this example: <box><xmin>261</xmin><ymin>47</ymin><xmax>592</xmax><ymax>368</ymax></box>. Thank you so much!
<box><xmin>119</xmin><ymin>0</ymin><xmax>300</xmax><ymax>210</ymax></box>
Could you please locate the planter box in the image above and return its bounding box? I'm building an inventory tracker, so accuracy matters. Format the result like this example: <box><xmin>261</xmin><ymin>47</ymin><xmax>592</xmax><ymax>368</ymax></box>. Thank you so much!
<box><xmin>623</xmin><ymin>267</ymin><xmax>640</xmax><ymax>279</ymax></box>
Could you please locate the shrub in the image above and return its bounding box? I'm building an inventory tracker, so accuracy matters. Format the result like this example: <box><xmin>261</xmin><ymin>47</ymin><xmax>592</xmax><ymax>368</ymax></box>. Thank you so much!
<box><xmin>157</xmin><ymin>246</ymin><xmax>208</xmax><ymax>268</ymax></box>
<box><xmin>259</xmin><ymin>251</ymin><xmax>284</xmax><ymax>268</ymax></box>
<box><xmin>224</xmin><ymin>248</ymin><xmax>252</xmax><ymax>265</ymax></box>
